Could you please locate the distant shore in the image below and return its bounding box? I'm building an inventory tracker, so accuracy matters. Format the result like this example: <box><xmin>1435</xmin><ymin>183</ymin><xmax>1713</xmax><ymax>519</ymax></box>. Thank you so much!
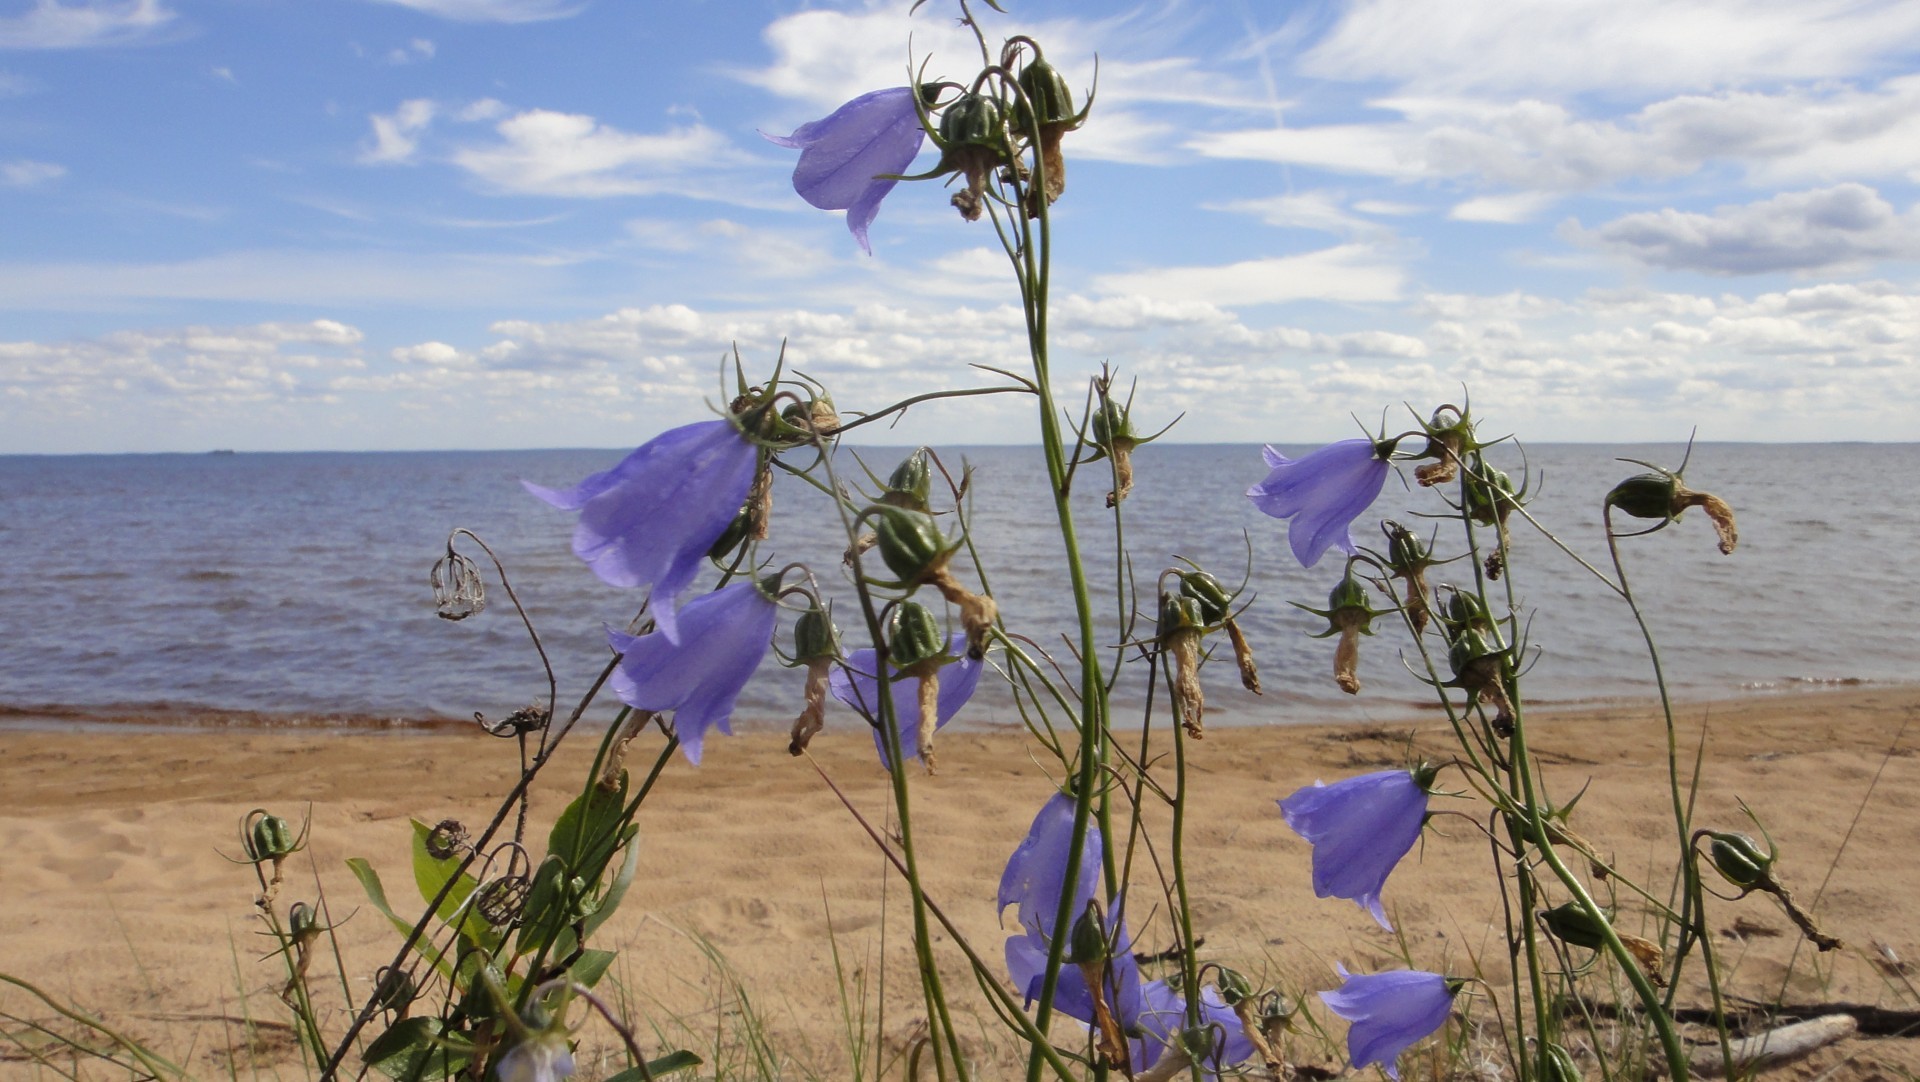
<box><xmin>4</xmin><ymin>684</ymin><xmax>1917</xmax><ymax>1077</ymax></box>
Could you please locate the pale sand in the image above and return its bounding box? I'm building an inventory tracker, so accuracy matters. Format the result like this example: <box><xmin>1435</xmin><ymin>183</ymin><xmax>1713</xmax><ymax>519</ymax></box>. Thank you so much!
<box><xmin>3</xmin><ymin>688</ymin><xmax>1917</xmax><ymax>1079</ymax></box>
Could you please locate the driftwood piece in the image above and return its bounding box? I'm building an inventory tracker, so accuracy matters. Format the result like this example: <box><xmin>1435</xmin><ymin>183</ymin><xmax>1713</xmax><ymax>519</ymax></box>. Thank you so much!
<box><xmin>1689</xmin><ymin>1014</ymin><xmax>1858</xmax><ymax>1077</ymax></box>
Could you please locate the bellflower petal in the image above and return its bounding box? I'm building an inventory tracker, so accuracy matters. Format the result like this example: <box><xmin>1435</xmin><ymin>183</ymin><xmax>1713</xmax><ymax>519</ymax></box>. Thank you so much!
<box><xmin>1279</xmin><ymin>769</ymin><xmax>1428</xmax><ymax>930</ymax></box>
<box><xmin>997</xmin><ymin>788</ymin><xmax>1104</xmax><ymax>939</ymax></box>
<box><xmin>1319</xmin><ymin>964</ymin><xmax>1455</xmax><ymax>1081</ymax></box>
<box><xmin>525</xmin><ymin>419</ymin><xmax>757</xmax><ymax>644</ymax></box>
<box><xmin>1131</xmin><ymin>980</ymin><xmax>1254</xmax><ymax>1079</ymax></box>
<box><xmin>605</xmin><ymin>581</ymin><xmax>778</xmax><ymax>765</ymax></box>
<box><xmin>763</xmin><ymin>87</ymin><xmax>926</xmax><ymax>256</ymax></box>
<box><xmin>1003</xmin><ymin>912</ymin><xmax>1139</xmax><ymax>1029</ymax></box>
<box><xmin>1247</xmin><ymin>438</ymin><xmax>1391</xmax><ymax>568</ymax></box>
<box><xmin>494</xmin><ymin>1032</ymin><xmax>576</xmax><ymax>1082</ymax></box>
<box><xmin>827</xmin><ymin>632</ymin><xmax>982</xmax><ymax>766</ymax></box>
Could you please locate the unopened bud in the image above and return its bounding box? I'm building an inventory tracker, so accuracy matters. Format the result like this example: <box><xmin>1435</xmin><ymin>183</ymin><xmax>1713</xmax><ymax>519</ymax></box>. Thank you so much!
<box><xmin>1705</xmin><ymin>831</ymin><xmax>1774</xmax><ymax>890</ymax></box>
<box><xmin>1542</xmin><ymin>1043</ymin><xmax>1582</xmax><ymax>1082</ymax></box>
<box><xmin>1540</xmin><ymin>902</ymin><xmax>1611</xmax><ymax>951</ymax></box>
<box><xmin>1068</xmin><ymin>904</ymin><xmax>1109</xmax><ymax>966</ymax></box>
<box><xmin>871</xmin><ymin>505</ymin><xmax>949</xmax><ymax>583</ymax></box>
<box><xmin>881</xmin><ymin>449</ymin><xmax>933</xmax><ymax>512</ymax></box>
<box><xmin>1213</xmin><ymin>966</ymin><xmax>1254</xmax><ymax>1007</ymax></box>
<box><xmin>1179</xmin><ymin>571</ymin><xmax>1232</xmax><ymax>625</ymax></box>
<box><xmin>247</xmin><ymin>812</ymin><xmax>298</xmax><ymax>863</ymax></box>
<box><xmin>887</xmin><ymin>602</ymin><xmax>947</xmax><ymax>671</ymax></box>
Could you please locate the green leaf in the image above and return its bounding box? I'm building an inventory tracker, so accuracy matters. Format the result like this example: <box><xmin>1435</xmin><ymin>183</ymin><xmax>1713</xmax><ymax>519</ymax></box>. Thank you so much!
<box><xmin>569</xmin><ymin>948</ymin><xmax>617</xmax><ymax>989</ymax></box>
<box><xmin>344</xmin><ymin>858</ymin><xmax>452</xmax><ymax>979</ymax></box>
<box><xmin>409</xmin><ymin>820</ymin><xmax>503</xmax><ymax>952</ymax></box>
<box><xmin>548</xmin><ymin>779</ymin><xmax>628</xmax><ymax>878</ymax></box>
<box><xmin>513</xmin><ymin>855</ymin><xmax>576</xmax><ymax>959</ymax></box>
<box><xmin>362</xmin><ymin>1017</ymin><xmax>472</xmax><ymax>1080</ymax></box>
<box><xmin>604</xmin><ymin>1050</ymin><xmax>703</xmax><ymax>1080</ymax></box>
<box><xmin>582</xmin><ymin>833</ymin><xmax>642</xmax><ymax>940</ymax></box>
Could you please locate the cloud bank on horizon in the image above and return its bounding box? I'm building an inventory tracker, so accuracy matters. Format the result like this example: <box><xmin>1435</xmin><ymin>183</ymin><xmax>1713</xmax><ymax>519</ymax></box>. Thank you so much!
<box><xmin>1</xmin><ymin>0</ymin><xmax>1917</xmax><ymax>452</ymax></box>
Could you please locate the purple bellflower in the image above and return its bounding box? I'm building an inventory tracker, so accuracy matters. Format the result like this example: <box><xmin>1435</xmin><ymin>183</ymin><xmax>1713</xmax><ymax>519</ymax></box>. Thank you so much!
<box><xmin>605</xmin><ymin>580</ymin><xmax>778</xmax><ymax>765</ymax></box>
<box><xmin>999</xmin><ymin>788</ymin><xmax>1104</xmax><ymax>939</ymax></box>
<box><xmin>525</xmin><ymin>419</ymin><xmax>757</xmax><ymax>644</ymax></box>
<box><xmin>1132</xmin><ymin>979</ymin><xmax>1255</xmax><ymax>1079</ymax></box>
<box><xmin>1004</xmin><ymin>907</ymin><xmax>1141</xmax><ymax>1030</ymax></box>
<box><xmin>1247</xmin><ymin>438</ymin><xmax>1391</xmax><ymax>568</ymax></box>
<box><xmin>828</xmin><ymin>632</ymin><xmax>983</xmax><ymax>766</ymax></box>
<box><xmin>494</xmin><ymin>1031</ymin><xmax>576</xmax><ymax>1082</ymax></box>
<box><xmin>1279</xmin><ymin>768</ymin><xmax>1429</xmax><ymax>930</ymax></box>
<box><xmin>763</xmin><ymin>88</ymin><xmax>927</xmax><ymax>256</ymax></box>
<box><xmin>1319</xmin><ymin>964</ymin><xmax>1456</xmax><ymax>1081</ymax></box>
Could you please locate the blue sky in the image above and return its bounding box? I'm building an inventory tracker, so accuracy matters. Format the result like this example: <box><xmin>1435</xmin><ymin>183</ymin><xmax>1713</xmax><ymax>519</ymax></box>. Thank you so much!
<box><xmin>2</xmin><ymin>0</ymin><xmax>1918</xmax><ymax>453</ymax></box>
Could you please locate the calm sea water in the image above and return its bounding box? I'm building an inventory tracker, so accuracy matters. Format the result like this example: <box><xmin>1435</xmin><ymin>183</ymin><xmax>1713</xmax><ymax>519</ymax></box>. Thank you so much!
<box><xmin>2</xmin><ymin>443</ymin><xmax>1914</xmax><ymax>733</ymax></box>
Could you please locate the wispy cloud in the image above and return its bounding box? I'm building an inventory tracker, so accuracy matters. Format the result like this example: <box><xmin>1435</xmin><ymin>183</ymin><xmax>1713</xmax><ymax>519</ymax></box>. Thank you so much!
<box><xmin>1</xmin><ymin>158</ymin><xmax>65</xmax><ymax>187</ymax></box>
<box><xmin>360</xmin><ymin>98</ymin><xmax>436</xmax><ymax>164</ymax></box>
<box><xmin>0</xmin><ymin>0</ymin><xmax>175</xmax><ymax>50</ymax></box>
<box><xmin>449</xmin><ymin>108</ymin><xmax>751</xmax><ymax>198</ymax></box>
<box><xmin>1297</xmin><ymin>0</ymin><xmax>1920</xmax><ymax>95</ymax></box>
<box><xmin>1568</xmin><ymin>184</ymin><xmax>1920</xmax><ymax>274</ymax></box>
<box><xmin>359</xmin><ymin>0</ymin><xmax>583</xmax><ymax>24</ymax></box>
<box><xmin>1094</xmin><ymin>245</ymin><xmax>1406</xmax><ymax>305</ymax></box>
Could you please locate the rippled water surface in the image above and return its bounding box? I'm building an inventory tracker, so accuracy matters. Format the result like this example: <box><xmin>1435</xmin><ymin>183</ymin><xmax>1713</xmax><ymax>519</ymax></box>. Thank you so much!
<box><xmin>3</xmin><ymin>442</ymin><xmax>1914</xmax><ymax>731</ymax></box>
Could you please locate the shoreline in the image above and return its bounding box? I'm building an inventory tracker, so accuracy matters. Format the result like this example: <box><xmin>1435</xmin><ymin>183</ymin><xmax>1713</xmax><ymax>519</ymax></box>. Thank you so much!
<box><xmin>0</xmin><ymin>678</ymin><xmax>1902</xmax><ymax>735</ymax></box>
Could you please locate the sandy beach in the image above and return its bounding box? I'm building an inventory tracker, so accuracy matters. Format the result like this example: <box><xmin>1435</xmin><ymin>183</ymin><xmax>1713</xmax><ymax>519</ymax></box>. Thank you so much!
<box><xmin>4</xmin><ymin>687</ymin><xmax>1917</xmax><ymax>1079</ymax></box>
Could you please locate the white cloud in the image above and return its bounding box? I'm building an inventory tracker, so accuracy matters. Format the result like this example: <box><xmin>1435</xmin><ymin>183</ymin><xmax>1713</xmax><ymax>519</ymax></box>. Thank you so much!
<box><xmin>1209</xmin><ymin>191</ymin><xmax>1393</xmax><ymax>237</ymax></box>
<box><xmin>1093</xmin><ymin>245</ymin><xmax>1406</xmax><ymax>305</ymax></box>
<box><xmin>360</xmin><ymin>99</ymin><xmax>436</xmax><ymax>165</ymax></box>
<box><xmin>1571</xmin><ymin>184</ymin><xmax>1920</xmax><ymax>274</ymax></box>
<box><xmin>1449</xmin><ymin>192</ymin><xmax>1555</xmax><ymax>223</ymax></box>
<box><xmin>0</xmin><ymin>249</ymin><xmax>584</xmax><ymax>309</ymax></box>
<box><xmin>1297</xmin><ymin>0</ymin><xmax>1920</xmax><ymax>96</ymax></box>
<box><xmin>360</xmin><ymin>0</ymin><xmax>582</xmax><ymax>24</ymax></box>
<box><xmin>0</xmin><ymin>320</ymin><xmax>366</xmax><ymax>410</ymax></box>
<box><xmin>741</xmin><ymin>7</ymin><xmax>1260</xmax><ymax>166</ymax></box>
<box><xmin>1</xmin><ymin>159</ymin><xmax>65</xmax><ymax>186</ymax></box>
<box><xmin>450</xmin><ymin>108</ymin><xmax>747</xmax><ymax>198</ymax></box>
<box><xmin>0</xmin><ymin>0</ymin><xmax>173</xmax><ymax>49</ymax></box>
<box><xmin>1191</xmin><ymin>77</ymin><xmax>1920</xmax><ymax>196</ymax></box>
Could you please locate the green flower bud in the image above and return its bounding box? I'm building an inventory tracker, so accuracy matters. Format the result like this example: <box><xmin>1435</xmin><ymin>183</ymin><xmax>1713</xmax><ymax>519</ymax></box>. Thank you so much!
<box><xmin>1442</xmin><ymin>589</ymin><xmax>1490</xmax><ymax>634</ymax></box>
<box><xmin>1447</xmin><ymin>627</ymin><xmax>1502</xmax><ymax>678</ymax></box>
<box><xmin>1213</xmin><ymin>966</ymin><xmax>1254</xmax><ymax>1007</ymax></box>
<box><xmin>247</xmin><ymin>811</ymin><xmax>297</xmax><ymax>863</ymax></box>
<box><xmin>1465</xmin><ymin>466</ymin><xmax>1519</xmax><ymax>527</ymax></box>
<box><xmin>1068</xmin><ymin>905</ymin><xmax>1109</xmax><ymax>966</ymax></box>
<box><xmin>1157</xmin><ymin>593</ymin><xmax>1207</xmax><ymax>640</ymax></box>
<box><xmin>871</xmin><ymin>505</ymin><xmax>949</xmax><ymax>583</ymax></box>
<box><xmin>1017</xmin><ymin>55</ymin><xmax>1076</xmax><ymax>130</ymax></box>
<box><xmin>887</xmin><ymin>601</ymin><xmax>947</xmax><ymax>671</ymax></box>
<box><xmin>1411</xmin><ymin>759</ymin><xmax>1442</xmax><ymax>792</ymax></box>
<box><xmin>372</xmin><ymin>965</ymin><xmax>415</xmax><ymax>1014</ymax></box>
<box><xmin>1383</xmin><ymin>521</ymin><xmax>1430</xmax><ymax>575</ymax></box>
<box><xmin>1540</xmin><ymin>902</ymin><xmax>1611</xmax><ymax>951</ymax></box>
<box><xmin>1605</xmin><ymin>472</ymin><xmax>1679</xmax><ymax>521</ymax></box>
<box><xmin>939</xmin><ymin>91</ymin><xmax>1006</xmax><ymax>149</ymax></box>
<box><xmin>1090</xmin><ymin>401</ymin><xmax>1134</xmax><ymax>450</ymax></box>
<box><xmin>1179</xmin><ymin>571</ymin><xmax>1232</xmax><ymax>626</ymax></box>
<box><xmin>881</xmin><ymin>449</ymin><xmax>933</xmax><ymax>511</ymax></box>
<box><xmin>792</xmin><ymin>605</ymin><xmax>839</xmax><ymax>663</ymax></box>
<box><xmin>1706</xmin><ymin>831</ymin><xmax>1774</xmax><ymax>889</ymax></box>
<box><xmin>288</xmin><ymin>901</ymin><xmax>320</xmax><ymax>939</ymax></box>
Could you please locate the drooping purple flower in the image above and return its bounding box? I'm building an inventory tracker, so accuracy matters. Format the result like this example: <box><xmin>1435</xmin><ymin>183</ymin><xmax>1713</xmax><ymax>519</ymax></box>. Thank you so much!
<box><xmin>1279</xmin><ymin>769</ymin><xmax>1428</xmax><ymax>930</ymax></box>
<box><xmin>763</xmin><ymin>88</ymin><xmax>927</xmax><ymax>256</ymax></box>
<box><xmin>1247</xmin><ymin>438</ymin><xmax>1391</xmax><ymax>568</ymax></box>
<box><xmin>1319</xmin><ymin>964</ymin><xmax>1456</xmax><ymax>1081</ymax></box>
<box><xmin>1003</xmin><ymin>908</ymin><xmax>1140</xmax><ymax>1029</ymax></box>
<box><xmin>1132</xmin><ymin>979</ymin><xmax>1255</xmax><ymax>1079</ymax></box>
<box><xmin>494</xmin><ymin>1031</ymin><xmax>576</xmax><ymax>1082</ymax></box>
<box><xmin>525</xmin><ymin>419</ymin><xmax>757</xmax><ymax>644</ymax></box>
<box><xmin>605</xmin><ymin>580</ymin><xmax>778</xmax><ymax>765</ymax></box>
<box><xmin>827</xmin><ymin>632</ymin><xmax>983</xmax><ymax>766</ymax></box>
<box><xmin>999</xmin><ymin>788</ymin><xmax>1104</xmax><ymax>939</ymax></box>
